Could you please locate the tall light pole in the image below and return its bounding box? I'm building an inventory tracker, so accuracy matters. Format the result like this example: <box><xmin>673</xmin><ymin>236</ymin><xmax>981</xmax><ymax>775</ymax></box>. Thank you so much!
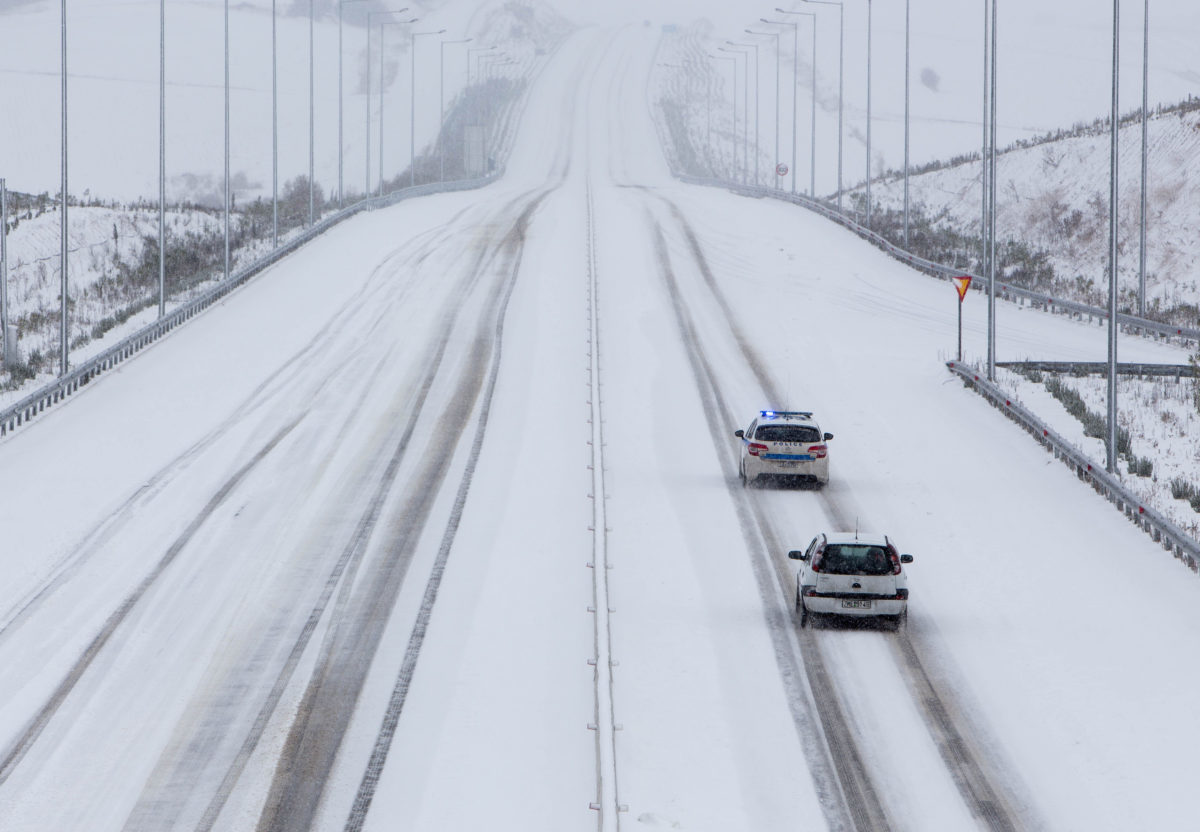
<box><xmin>338</xmin><ymin>0</ymin><xmax>370</xmax><ymax>207</ymax></box>
<box><xmin>795</xmin><ymin>1</ymin><xmax>843</xmax><ymax>208</ymax></box>
<box><xmin>60</xmin><ymin>0</ymin><xmax>68</xmax><ymax>374</ymax></box>
<box><xmin>904</xmin><ymin>0</ymin><xmax>911</xmax><ymax>247</ymax></box>
<box><xmin>865</xmin><ymin>0</ymin><xmax>873</xmax><ymax>228</ymax></box>
<box><xmin>747</xmin><ymin>29</ymin><xmax>782</xmax><ymax>190</ymax></box>
<box><xmin>764</xmin><ymin>17</ymin><xmax>799</xmax><ymax>195</ymax></box>
<box><xmin>711</xmin><ymin>54</ymin><xmax>738</xmax><ymax>180</ymax></box>
<box><xmin>440</xmin><ymin>37</ymin><xmax>472</xmax><ymax>182</ymax></box>
<box><xmin>1138</xmin><ymin>0</ymin><xmax>1149</xmax><ymax>317</ymax></box>
<box><xmin>774</xmin><ymin>10</ymin><xmax>818</xmax><ymax>197</ymax></box>
<box><xmin>223</xmin><ymin>0</ymin><xmax>230</xmax><ymax>283</ymax></box>
<box><xmin>272</xmin><ymin>0</ymin><xmax>278</xmax><ymax>245</ymax></box>
<box><xmin>1106</xmin><ymin>0</ymin><xmax>1120</xmax><ymax>473</ymax></box>
<box><xmin>159</xmin><ymin>0</ymin><xmax>166</xmax><ymax>316</ymax></box>
<box><xmin>366</xmin><ymin>9</ymin><xmax>411</xmax><ymax>200</ymax></box>
<box><xmin>411</xmin><ymin>29</ymin><xmax>446</xmax><ymax>188</ymax></box>
<box><xmin>987</xmin><ymin>0</ymin><xmax>998</xmax><ymax>381</ymax></box>
<box><xmin>981</xmin><ymin>0</ymin><xmax>990</xmax><ymax>289</ymax></box>
<box><xmin>314</xmin><ymin>0</ymin><xmax>319</xmax><ymax>224</ymax></box>
<box><xmin>717</xmin><ymin>46</ymin><xmax>748</xmax><ymax>184</ymax></box>
<box><xmin>727</xmin><ymin>40</ymin><xmax>760</xmax><ymax>186</ymax></box>
<box><xmin>380</xmin><ymin>18</ymin><xmax>418</xmax><ymax>196</ymax></box>
<box><xmin>1</xmin><ymin>179</ymin><xmax>8</xmax><ymax>365</ymax></box>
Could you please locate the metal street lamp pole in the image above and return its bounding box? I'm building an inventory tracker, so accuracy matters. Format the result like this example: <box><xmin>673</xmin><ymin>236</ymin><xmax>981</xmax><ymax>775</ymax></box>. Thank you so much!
<box><xmin>737</xmin><ymin>41</ymin><xmax>761</xmax><ymax>186</ymax></box>
<box><xmin>1107</xmin><ymin>0</ymin><xmax>1120</xmax><ymax>473</ymax></box>
<box><xmin>224</xmin><ymin>0</ymin><xmax>230</xmax><ymax>283</ymax></box>
<box><xmin>366</xmin><ymin>10</ymin><xmax>411</xmax><ymax>200</ymax></box>
<box><xmin>711</xmin><ymin>55</ymin><xmax>738</xmax><ymax>180</ymax></box>
<box><xmin>272</xmin><ymin>0</ymin><xmax>278</xmax><ymax>245</ymax></box>
<box><xmin>338</xmin><ymin>0</ymin><xmax>369</xmax><ymax>207</ymax></box>
<box><xmin>796</xmin><ymin>1</ymin><xmax>843</xmax><ymax>208</ymax></box>
<box><xmin>440</xmin><ymin>37</ymin><xmax>472</xmax><ymax>182</ymax></box>
<box><xmin>411</xmin><ymin>29</ymin><xmax>447</xmax><ymax>188</ymax></box>
<box><xmin>1138</xmin><ymin>0</ymin><xmax>1149</xmax><ymax>317</ymax></box>
<box><xmin>866</xmin><ymin>0</ymin><xmax>873</xmax><ymax>229</ymax></box>
<box><xmin>773</xmin><ymin>10</ymin><xmax>817</xmax><ymax>196</ymax></box>
<box><xmin>764</xmin><ymin>18</ymin><xmax>799</xmax><ymax>194</ymax></box>
<box><xmin>904</xmin><ymin>0</ymin><xmax>911</xmax><ymax>247</ymax></box>
<box><xmin>987</xmin><ymin>0</ymin><xmax>998</xmax><ymax>381</ymax></box>
<box><xmin>1</xmin><ymin>179</ymin><xmax>8</xmax><ymax>364</ymax></box>
<box><xmin>60</xmin><ymin>0</ymin><xmax>68</xmax><ymax>374</ymax></box>
<box><xmin>375</xmin><ymin>15</ymin><xmax>418</xmax><ymax>197</ymax></box>
<box><xmin>747</xmin><ymin>29</ymin><xmax>782</xmax><ymax>190</ymax></box>
<box><xmin>159</xmin><ymin>0</ymin><xmax>166</xmax><ymax>316</ymax></box>
<box><xmin>717</xmin><ymin>47</ymin><xmax>748</xmax><ymax>184</ymax></box>
<box><xmin>308</xmin><ymin>0</ymin><xmax>315</xmax><ymax>225</ymax></box>
<box><xmin>981</xmin><ymin>0</ymin><xmax>989</xmax><ymax>289</ymax></box>
<box><xmin>723</xmin><ymin>44</ymin><xmax>755</xmax><ymax>184</ymax></box>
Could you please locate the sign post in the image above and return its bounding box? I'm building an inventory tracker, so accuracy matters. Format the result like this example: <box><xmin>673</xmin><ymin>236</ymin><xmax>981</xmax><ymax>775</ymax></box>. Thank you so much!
<box><xmin>952</xmin><ymin>275</ymin><xmax>972</xmax><ymax>362</ymax></box>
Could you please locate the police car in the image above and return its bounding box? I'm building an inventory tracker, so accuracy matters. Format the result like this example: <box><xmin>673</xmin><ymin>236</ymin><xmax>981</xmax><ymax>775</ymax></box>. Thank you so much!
<box><xmin>788</xmin><ymin>532</ymin><xmax>914</xmax><ymax>630</ymax></box>
<box><xmin>734</xmin><ymin>411</ymin><xmax>832</xmax><ymax>487</ymax></box>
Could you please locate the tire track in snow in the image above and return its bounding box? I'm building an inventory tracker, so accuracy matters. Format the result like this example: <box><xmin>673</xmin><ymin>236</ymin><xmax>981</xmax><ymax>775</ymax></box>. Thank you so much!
<box><xmin>649</xmin><ymin>192</ymin><xmax>1030</xmax><ymax>832</ymax></box>
<box><xmin>338</xmin><ymin>189</ymin><xmax>554</xmax><ymax>832</ymax></box>
<box><xmin>119</xmin><ymin>196</ymin><xmax>532</xmax><ymax>832</ymax></box>
<box><xmin>250</xmin><ymin>190</ymin><xmax>558</xmax><ymax>832</ymax></box>
<box><xmin>647</xmin><ymin>217</ymin><xmax>865</xmax><ymax>832</ymax></box>
<box><xmin>0</xmin><ymin>207</ymin><xmax>476</xmax><ymax>646</ymax></box>
<box><xmin>0</xmin><ymin>419</ymin><xmax>301</xmax><ymax>789</ymax></box>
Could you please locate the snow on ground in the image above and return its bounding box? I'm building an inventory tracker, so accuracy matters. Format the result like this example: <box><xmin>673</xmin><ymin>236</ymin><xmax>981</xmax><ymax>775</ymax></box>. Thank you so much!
<box><xmin>863</xmin><ymin>103</ymin><xmax>1200</xmax><ymax>313</ymax></box>
<box><xmin>1</xmin><ymin>15</ymin><xmax>1200</xmax><ymax>832</ymax></box>
<box><xmin>992</xmin><ymin>365</ymin><xmax>1200</xmax><ymax>540</ymax></box>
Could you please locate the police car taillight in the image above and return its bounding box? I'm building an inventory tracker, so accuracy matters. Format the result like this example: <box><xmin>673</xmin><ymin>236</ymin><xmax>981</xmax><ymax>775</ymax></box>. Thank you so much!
<box><xmin>809</xmin><ymin>444</ymin><xmax>827</xmax><ymax>459</ymax></box>
<box><xmin>748</xmin><ymin>443</ymin><xmax>768</xmax><ymax>456</ymax></box>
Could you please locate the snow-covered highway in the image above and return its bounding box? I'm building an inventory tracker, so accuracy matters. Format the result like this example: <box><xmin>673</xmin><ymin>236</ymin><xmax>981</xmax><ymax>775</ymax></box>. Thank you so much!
<box><xmin>2</xmin><ymin>22</ymin><xmax>1200</xmax><ymax>832</ymax></box>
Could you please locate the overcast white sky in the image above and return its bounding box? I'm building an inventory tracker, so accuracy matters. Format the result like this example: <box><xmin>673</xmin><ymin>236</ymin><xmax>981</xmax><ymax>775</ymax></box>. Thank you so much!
<box><xmin>0</xmin><ymin>0</ymin><xmax>1196</xmax><ymax>196</ymax></box>
<box><xmin>540</xmin><ymin>0</ymin><xmax>1200</xmax><ymax>173</ymax></box>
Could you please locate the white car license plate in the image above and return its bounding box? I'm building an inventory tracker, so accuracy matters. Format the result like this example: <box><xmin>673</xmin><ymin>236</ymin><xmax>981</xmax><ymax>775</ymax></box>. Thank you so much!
<box><xmin>841</xmin><ymin>599</ymin><xmax>872</xmax><ymax>610</ymax></box>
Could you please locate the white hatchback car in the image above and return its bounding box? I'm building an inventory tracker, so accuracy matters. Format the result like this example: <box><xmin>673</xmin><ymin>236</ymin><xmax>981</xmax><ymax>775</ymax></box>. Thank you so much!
<box><xmin>734</xmin><ymin>411</ymin><xmax>832</xmax><ymax>487</ymax></box>
<box><xmin>788</xmin><ymin>532</ymin><xmax>914</xmax><ymax>630</ymax></box>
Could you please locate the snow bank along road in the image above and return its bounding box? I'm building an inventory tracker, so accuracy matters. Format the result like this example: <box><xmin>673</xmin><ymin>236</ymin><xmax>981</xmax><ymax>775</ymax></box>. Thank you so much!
<box><xmin>2</xmin><ymin>23</ymin><xmax>1200</xmax><ymax>832</ymax></box>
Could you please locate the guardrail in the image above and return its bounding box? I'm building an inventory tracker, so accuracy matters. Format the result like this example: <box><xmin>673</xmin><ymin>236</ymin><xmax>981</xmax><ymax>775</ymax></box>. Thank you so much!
<box><xmin>946</xmin><ymin>360</ymin><xmax>1200</xmax><ymax>573</ymax></box>
<box><xmin>676</xmin><ymin>174</ymin><xmax>1200</xmax><ymax>346</ymax></box>
<box><xmin>0</xmin><ymin>173</ymin><xmax>499</xmax><ymax>439</ymax></box>
<box><xmin>997</xmin><ymin>361</ymin><xmax>1198</xmax><ymax>378</ymax></box>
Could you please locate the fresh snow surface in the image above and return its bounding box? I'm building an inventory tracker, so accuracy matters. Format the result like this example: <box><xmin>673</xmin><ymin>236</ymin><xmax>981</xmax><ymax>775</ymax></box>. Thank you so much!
<box><xmin>1</xmin><ymin>18</ymin><xmax>1200</xmax><ymax>832</ymax></box>
<box><xmin>863</xmin><ymin>105</ymin><xmax>1200</xmax><ymax>312</ymax></box>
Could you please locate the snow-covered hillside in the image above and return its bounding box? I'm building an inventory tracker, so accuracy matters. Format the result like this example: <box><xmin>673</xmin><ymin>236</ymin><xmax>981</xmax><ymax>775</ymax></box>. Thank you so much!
<box><xmin>864</xmin><ymin>101</ymin><xmax>1200</xmax><ymax>321</ymax></box>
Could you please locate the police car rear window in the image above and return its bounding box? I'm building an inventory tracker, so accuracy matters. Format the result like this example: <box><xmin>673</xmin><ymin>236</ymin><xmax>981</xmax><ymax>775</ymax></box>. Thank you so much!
<box><xmin>754</xmin><ymin>425</ymin><xmax>821</xmax><ymax>443</ymax></box>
